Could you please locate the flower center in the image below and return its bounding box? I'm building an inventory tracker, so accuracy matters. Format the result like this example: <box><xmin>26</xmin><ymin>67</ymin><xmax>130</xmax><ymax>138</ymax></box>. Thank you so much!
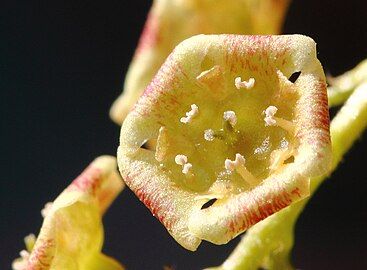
<box><xmin>154</xmin><ymin>65</ymin><xmax>300</xmax><ymax>198</ymax></box>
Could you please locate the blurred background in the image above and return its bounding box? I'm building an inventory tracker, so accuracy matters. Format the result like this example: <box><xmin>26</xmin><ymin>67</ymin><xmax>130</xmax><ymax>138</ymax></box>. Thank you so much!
<box><xmin>1</xmin><ymin>1</ymin><xmax>366</xmax><ymax>269</ymax></box>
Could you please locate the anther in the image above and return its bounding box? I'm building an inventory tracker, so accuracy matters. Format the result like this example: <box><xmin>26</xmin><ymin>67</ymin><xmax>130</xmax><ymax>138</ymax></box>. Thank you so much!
<box><xmin>180</xmin><ymin>104</ymin><xmax>199</xmax><ymax>124</ymax></box>
<box><xmin>235</xmin><ymin>77</ymin><xmax>255</xmax><ymax>89</ymax></box>
<box><xmin>182</xmin><ymin>163</ymin><xmax>192</xmax><ymax>174</ymax></box>
<box><xmin>175</xmin><ymin>154</ymin><xmax>192</xmax><ymax>175</ymax></box>
<box><xmin>264</xmin><ymin>105</ymin><xmax>295</xmax><ymax>134</ymax></box>
<box><xmin>175</xmin><ymin>154</ymin><xmax>188</xmax><ymax>166</ymax></box>
<box><xmin>264</xmin><ymin>106</ymin><xmax>278</xmax><ymax>126</ymax></box>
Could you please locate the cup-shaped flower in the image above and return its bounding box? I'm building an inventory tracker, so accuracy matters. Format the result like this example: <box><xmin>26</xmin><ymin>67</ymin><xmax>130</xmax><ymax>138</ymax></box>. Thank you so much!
<box><xmin>12</xmin><ymin>156</ymin><xmax>124</xmax><ymax>270</ymax></box>
<box><xmin>110</xmin><ymin>0</ymin><xmax>291</xmax><ymax>124</ymax></box>
<box><xmin>118</xmin><ymin>34</ymin><xmax>332</xmax><ymax>251</ymax></box>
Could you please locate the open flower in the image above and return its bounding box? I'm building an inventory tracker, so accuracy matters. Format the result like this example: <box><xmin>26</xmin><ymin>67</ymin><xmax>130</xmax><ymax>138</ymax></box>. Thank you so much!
<box><xmin>12</xmin><ymin>156</ymin><xmax>124</xmax><ymax>270</ymax></box>
<box><xmin>117</xmin><ymin>34</ymin><xmax>332</xmax><ymax>251</ymax></box>
<box><xmin>110</xmin><ymin>0</ymin><xmax>291</xmax><ymax>124</ymax></box>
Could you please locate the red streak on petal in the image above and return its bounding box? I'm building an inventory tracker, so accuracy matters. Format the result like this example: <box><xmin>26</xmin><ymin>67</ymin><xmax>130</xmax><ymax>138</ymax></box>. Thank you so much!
<box><xmin>69</xmin><ymin>166</ymin><xmax>102</xmax><ymax>196</ymax></box>
<box><xmin>297</xmin><ymin>80</ymin><xmax>331</xmax><ymax>147</ymax></box>
<box><xmin>28</xmin><ymin>238</ymin><xmax>54</xmax><ymax>270</ymax></box>
<box><xmin>291</xmin><ymin>187</ymin><xmax>302</xmax><ymax>197</ymax></box>
<box><xmin>135</xmin><ymin>11</ymin><xmax>160</xmax><ymax>56</ymax></box>
<box><xmin>226</xmin><ymin>186</ymin><xmax>303</xmax><ymax>235</ymax></box>
<box><xmin>125</xmin><ymin>173</ymin><xmax>177</xmax><ymax>231</ymax></box>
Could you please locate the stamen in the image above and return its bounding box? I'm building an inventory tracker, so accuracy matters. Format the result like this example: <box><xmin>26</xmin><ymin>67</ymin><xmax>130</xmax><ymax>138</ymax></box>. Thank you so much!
<box><xmin>264</xmin><ymin>105</ymin><xmax>295</xmax><ymax>134</ymax></box>
<box><xmin>41</xmin><ymin>202</ymin><xmax>53</xmax><ymax>218</ymax></box>
<box><xmin>223</xmin><ymin>111</ymin><xmax>237</xmax><ymax>127</ymax></box>
<box><xmin>225</xmin><ymin>153</ymin><xmax>245</xmax><ymax>170</ymax></box>
<box><xmin>235</xmin><ymin>77</ymin><xmax>255</xmax><ymax>89</ymax></box>
<box><xmin>175</xmin><ymin>154</ymin><xmax>193</xmax><ymax>175</ymax></box>
<box><xmin>175</xmin><ymin>154</ymin><xmax>188</xmax><ymax>166</ymax></box>
<box><xmin>182</xmin><ymin>163</ymin><xmax>192</xmax><ymax>174</ymax></box>
<box><xmin>225</xmin><ymin>153</ymin><xmax>258</xmax><ymax>186</ymax></box>
<box><xmin>264</xmin><ymin>105</ymin><xmax>278</xmax><ymax>126</ymax></box>
<box><xmin>204</xmin><ymin>129</ymin><xmax>215</xmax><ymax>141</ymax></box>
<box><xmin>180</xmin><ymin>104</ymin><xmax>199</xmax><ymax>124</ymax></box>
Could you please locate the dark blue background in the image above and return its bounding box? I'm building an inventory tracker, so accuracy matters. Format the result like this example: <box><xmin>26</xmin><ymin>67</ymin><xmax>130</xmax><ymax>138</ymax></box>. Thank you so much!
<box><xmin>1</xmin><ymin>1</ymin><xmax>366</xmax><ymax>269</ymax></box>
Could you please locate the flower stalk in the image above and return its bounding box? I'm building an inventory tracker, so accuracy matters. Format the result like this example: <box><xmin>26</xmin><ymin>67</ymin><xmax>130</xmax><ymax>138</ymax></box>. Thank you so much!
<box><xmin>327</xmin><ymin>59</ymin><xmax>367</xmax><ymax>107</ymax></box>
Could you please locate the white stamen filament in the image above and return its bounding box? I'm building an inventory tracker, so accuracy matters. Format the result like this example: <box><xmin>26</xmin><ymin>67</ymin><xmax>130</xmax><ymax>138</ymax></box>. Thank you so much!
<box><xmin>235</xmin><ymin>77</ymin><xmax>255</xmax><ymax>89</ymax></box>
<box><xmin>195</xmin><ymin>180</ymin><xmax>234</xmax><ymax>200</ymax></box>
<box><xmin>223</xmin><ymin>110</ymin><xmax>237</xmax><ymax>127</ymax></box>
<box><xmin>269</xmin><ymin>147</ymin><xmax>294</xmax><ymax>172</ymax></box>
<box><xmin>180</xmin><ymin>104</ymin><xmax>199</xmax><ymax>124</ymax></box>
<box><xmin>41</xmin><ymin>202</ymin><xmax>53</xmax><ymax>218</ymax></box>
<box><xmin>264</xmin><ymin>105</ymin><xmax>295</xmax><ymax>134</ymax></box>
<box><xmin>204</xmin><ymin>129</ymin><xmax>215</xmax><ymax>141</ymax></box>
<box><xmin>225</xmin><ymin>153</ymin><xmax>258</xmax><ymax>186</ymax></box>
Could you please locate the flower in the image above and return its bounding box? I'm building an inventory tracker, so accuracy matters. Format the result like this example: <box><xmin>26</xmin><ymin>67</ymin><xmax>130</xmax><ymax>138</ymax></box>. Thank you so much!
<box><xmin>109</xmin><ymin>0</ymin><xmax>291</xmax><ymax>125</ymax></box>
<box><xmin>12</xmin><ymin>156</ymin><xmax>124</xmax><ymax>270</ymax></box>
<box><xmin>117</xmin><ymin>34</ymin><xmax>332</xmax><ymax>251</ymax></box>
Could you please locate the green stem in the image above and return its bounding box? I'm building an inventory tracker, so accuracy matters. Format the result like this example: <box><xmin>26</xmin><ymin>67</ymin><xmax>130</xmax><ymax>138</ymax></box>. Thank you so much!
<box><xmin>205</xmin><ymin>83</ymin><xmax>367</xmax><ymax>270</ymax></box>
<box><xmin>327</xmin><ymin>59</ymin><xmax>367</xmax><ymax>107</ymax></box>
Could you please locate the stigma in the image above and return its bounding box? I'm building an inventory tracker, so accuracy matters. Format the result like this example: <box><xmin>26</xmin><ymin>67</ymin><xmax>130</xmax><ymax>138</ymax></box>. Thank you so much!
<box><xmin>223</xmin><ymin>111</ymin><xmax>237</xmax><ymax>127</ymax></box>
<box><xmin>204</xmin><ymin>129</ymin><xmax>215</xmax><ymax>141</ymax></box>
